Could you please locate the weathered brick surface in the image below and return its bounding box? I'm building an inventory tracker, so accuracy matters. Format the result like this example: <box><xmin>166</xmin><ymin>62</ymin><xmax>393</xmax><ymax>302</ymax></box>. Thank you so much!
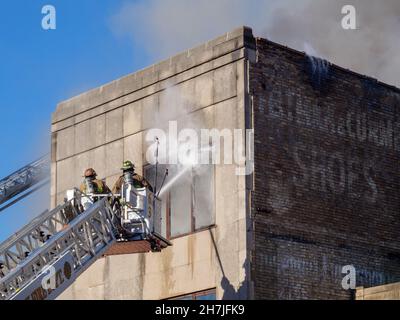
<box><xmin>249</xmin><ymin>38</ymin><xmax>400</xmax><ymax>299</ymax></box>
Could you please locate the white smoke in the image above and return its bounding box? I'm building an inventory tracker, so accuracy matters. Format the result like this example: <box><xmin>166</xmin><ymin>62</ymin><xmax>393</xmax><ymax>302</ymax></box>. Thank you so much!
<box><xmin>110</xmin><ymin>0</ymin><xmax>400</xmax><ymax>87</ymax></box>
<box><xmin>111</xmin><ymin>0</ymin><xmax>400</xmax><ymax>235</ymax></box>
<box><xmin>143</xmin><ymin>82</ymin><xmax>213</xmax><ymax>228</ymax></box>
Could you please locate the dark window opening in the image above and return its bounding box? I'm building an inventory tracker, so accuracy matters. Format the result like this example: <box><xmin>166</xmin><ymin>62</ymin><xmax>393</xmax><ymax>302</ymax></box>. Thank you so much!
<box><xmin>144</xmin><ymin>164</ymin><xmax>215</xmax><ymax>239</ymax></box>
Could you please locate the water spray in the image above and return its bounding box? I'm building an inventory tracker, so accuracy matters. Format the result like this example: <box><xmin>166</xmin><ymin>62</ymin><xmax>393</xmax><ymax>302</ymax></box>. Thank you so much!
<box><xmin>157</xmin><ymin>145</ymin><xmax>213</xmax><ymax>197</ymax></box>
<box><xmin>158</xmin><ymin>165</ymin><xmax>192</xmax><ymax>197</ymax></box>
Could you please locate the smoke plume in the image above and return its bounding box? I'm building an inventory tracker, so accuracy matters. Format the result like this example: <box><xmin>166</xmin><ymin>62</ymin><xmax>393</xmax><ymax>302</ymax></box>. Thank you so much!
<box><xmin>111</xmin><ymin>0</ymin><xmax>400</xmax><ymax>87</ymax></box>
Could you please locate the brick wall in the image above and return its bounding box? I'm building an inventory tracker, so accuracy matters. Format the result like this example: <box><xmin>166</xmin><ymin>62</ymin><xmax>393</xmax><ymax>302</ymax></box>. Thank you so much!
<box><xmin>249</xmin><ymin>37</ymin><xmax>400</xmax><ymax>299</ymax></box>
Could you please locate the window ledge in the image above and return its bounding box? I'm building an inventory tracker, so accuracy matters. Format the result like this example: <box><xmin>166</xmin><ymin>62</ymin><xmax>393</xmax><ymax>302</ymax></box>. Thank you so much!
<box><xmin>169</xmin><ymin>224</ymin><xmax>216</xmax><ymax>241</ymax></box>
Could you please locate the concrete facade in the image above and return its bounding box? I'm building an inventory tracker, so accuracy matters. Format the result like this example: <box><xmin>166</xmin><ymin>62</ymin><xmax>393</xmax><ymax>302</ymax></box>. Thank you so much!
<box><xmin>52</xmin><ymin>27</ymin><xmax>254</xmax><ymax>300</ymax></box>
<box><xmin>356</xmin><ymin>282</ymin><xmax>400</xmax><ymax>300</ymax></box>
<box><xmin>52</xmin><ymin>26</ymin><xmax>400</xmax><ymax>300</ymax></box>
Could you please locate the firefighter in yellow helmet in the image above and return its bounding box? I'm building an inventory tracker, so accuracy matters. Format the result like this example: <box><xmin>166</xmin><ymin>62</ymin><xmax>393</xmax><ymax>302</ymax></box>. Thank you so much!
<box><xmin>112</xmin><ymin>160</ymin><xmax>153</xmax><ymax>194</ymax></box>
<box><xmin>79</xmin><ymin>168</ymin><xmax>111</xmax><ymax>195</ymax></box>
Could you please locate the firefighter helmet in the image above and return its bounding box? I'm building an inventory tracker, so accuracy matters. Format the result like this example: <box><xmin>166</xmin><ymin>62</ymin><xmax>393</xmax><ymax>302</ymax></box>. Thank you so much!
<box><xmin>83</xmin><ymin>168</ymin><xmax>97</xmax><ymax>177</ymax></box>
<box><xmin>121</xmin><ymin>160</ymin><xmax>135</xmax><ymax>171</ymax></box>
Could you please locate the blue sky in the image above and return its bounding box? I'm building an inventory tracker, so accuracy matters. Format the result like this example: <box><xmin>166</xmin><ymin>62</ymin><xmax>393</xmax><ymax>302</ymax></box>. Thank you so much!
<box><xmin>0</xmin><ymin>0</ymin><xmax>153</xmax><ymax>241</ymax></box>
<box><xmin>0</xmin><ymin>0</ymin><xmax>397</xmax><ymax>241</ymax></box>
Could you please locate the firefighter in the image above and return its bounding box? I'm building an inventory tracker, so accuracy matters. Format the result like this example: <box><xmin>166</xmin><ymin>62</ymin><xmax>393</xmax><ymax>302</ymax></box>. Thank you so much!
<box><xmin>112</xmin><ymin>160</ymin><xmax>153</xmax><ymax>194</ymax></box>
<box><xmin>79</xmin><ymin>168</ymin><xmax>111</xmax><ymax>195</ymax></box>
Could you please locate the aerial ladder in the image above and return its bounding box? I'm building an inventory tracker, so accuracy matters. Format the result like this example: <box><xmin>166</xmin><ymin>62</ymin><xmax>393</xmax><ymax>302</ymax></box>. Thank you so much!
<box><xmin>0</xmin><ymin>160</ymin><xmax>170</xmax><ymax>300</ymax></box>
<box><xmin>0</xmin><ymin>155</ymin><xmax>49</xmax><ymax>212</ymax></box>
